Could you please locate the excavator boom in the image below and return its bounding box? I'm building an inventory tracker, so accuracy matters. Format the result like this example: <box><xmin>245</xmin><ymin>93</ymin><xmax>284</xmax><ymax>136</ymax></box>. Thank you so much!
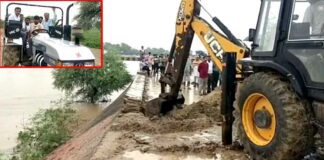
<box><xmin>145</xmin><ymin>0</ymin><xmax>249</xmax><ymax>144</ymax></box>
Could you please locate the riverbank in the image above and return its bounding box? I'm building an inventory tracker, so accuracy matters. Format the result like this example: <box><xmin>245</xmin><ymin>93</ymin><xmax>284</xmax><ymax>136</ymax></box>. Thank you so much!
<box><xmin>45</xmin><ymin>73</ymin><xmax>249</xmax><ymax>160</ymax></box>
<box><xmin>0</xmin><ymin>61</ymin><xmax>139</xmax><ymax>154</ymax></box>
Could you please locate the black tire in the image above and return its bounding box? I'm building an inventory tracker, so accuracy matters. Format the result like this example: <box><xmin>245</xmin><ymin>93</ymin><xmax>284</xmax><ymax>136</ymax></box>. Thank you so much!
<box><xmin>235</xmin><ymin>72</ymin><xmax>314</xmax><ymax>160</ymax></box>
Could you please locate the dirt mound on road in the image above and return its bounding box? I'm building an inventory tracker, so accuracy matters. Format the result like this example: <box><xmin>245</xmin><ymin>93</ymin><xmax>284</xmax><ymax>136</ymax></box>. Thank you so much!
<box><xmin>110</xmin><ymin>90</ymin><xmax>223</xmax><ymax>134</ymax></box>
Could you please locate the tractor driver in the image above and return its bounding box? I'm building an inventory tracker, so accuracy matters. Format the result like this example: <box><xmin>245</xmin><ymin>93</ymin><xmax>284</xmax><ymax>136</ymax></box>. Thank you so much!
<box><xmin>27</xmin><ymin>16</ymin><xmax>44</xmax><ymax>59</ymax></box>
<box><xmin>304</xmin><ymin>0</ymin><xmax>324</xmax><ymax>37</ymax></box>
<box><xmin>29</xmin><ymin>16</ymin><xmax>44</xmax><ymax>34</ymax></box>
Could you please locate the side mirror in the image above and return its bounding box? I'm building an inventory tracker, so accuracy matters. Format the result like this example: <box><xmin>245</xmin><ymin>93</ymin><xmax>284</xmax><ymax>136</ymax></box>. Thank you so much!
<box><xmin>292</xmin><ymin>14</ymin><xmax>299</xmax><ymax>21</ymax></box>
<box><xmin>248</xmin><ymin>28</ymin><xmax>256</xmax><ymax>42</ymax></box>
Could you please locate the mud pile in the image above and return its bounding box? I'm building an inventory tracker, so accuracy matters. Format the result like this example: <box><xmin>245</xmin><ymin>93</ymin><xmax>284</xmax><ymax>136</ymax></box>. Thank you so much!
<box><xmin>110</xmin><ymin>90</ymin><xmax>223</xmax><ymax>134</ymax></box>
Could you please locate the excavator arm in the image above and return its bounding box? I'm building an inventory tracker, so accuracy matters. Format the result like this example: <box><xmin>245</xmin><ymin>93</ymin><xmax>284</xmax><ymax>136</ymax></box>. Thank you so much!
<box><xmin>146</xmin><ymin>0</ymin><xmax>249</xmax><ymax>144</ymax></box>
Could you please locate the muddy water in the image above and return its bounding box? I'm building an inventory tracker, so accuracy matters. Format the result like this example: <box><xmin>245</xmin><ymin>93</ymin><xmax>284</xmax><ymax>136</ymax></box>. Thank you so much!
<box><xmin>0</xmin><ymin>61</ymin><xmax>139</xmax><ymax>153</ymax></box>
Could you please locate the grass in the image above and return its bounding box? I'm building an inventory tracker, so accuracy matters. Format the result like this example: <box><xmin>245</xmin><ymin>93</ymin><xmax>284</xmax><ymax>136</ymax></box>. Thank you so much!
<box><xmin>12</xmin><ymin>107</ymin><xmax>79</xmax><ymax>160</ymax></box>
<box><xmin>82</xmin><ymin>28</ymin><xmax>100</xmax><ymax>49</ymax></box>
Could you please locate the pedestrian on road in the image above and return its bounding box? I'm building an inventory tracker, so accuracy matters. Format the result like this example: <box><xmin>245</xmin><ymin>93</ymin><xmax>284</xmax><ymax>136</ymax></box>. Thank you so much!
<box><xmin>192</xmin><ymin>56</ymin><xmax>202</xmax><ymax>88</ymax></box>
<box><xmin>148</xmin><ymin>52</ymin><xmax>154</xmax><ymax>74</ymax></box>
<box><xmin>212</xmin><ymin>65</ymin><xmax>220</xmax><ymax>89</ymax></box>
<box><xmin>183</xmin><ymin>57</ymin><xmax>193</xmax><ymax>89</ymax></box>
<box><xmin>198</xmin><ymin>56</ymin><xmax>209</xmax><ymax>96</ymax></box>
<box><xmin>142</xmin><ymin>60</ymin><xmax>150</xmax><ymax>76</ymax></box>
<box><xmin>159</xmin><ymin>55</ymin><xmax>167</xmax><ymax>74</ymax></box>
<box><xmin>207</xmin><ymin>56</ymin><xmax>214</xmax><ymax>93</ymax></box>
<box><xmin>152</xmin><ymin>55</ymin><xmax>159</xmax><ymax>75</ymax></box>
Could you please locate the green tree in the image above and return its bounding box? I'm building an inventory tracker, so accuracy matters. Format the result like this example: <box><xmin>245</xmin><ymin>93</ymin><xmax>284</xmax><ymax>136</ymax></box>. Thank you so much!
<box><xmin>104</xmin><ymin>43</ymin><xmax>138</xmax><ymax>55</ymax></box>
<box><xmin>146</xmin><ymin>47</ymin><xmax>169</xmax><ymax>55</ymax></box>
<box><xmin>52</xmin><ymin>46</ymin><xmax>132</xmax><ymax>103</ymax></box>
<box><xmin>74</xmin><ymin>2</ymin><xmax>100</xmax><ymax>30</ymax></box>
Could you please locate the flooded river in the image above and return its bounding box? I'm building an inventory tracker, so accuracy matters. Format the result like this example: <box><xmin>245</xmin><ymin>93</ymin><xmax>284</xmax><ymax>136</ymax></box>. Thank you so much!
<box><xmin>0</xmin><ymin>61</ymin><xmax>139</xmax><ymax>153</ymax></box>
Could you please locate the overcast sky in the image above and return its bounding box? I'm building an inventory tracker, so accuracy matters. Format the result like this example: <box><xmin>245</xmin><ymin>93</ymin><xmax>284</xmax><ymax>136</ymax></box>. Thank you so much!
<box><xmin>104</xmin><ymin>0</ymin><xmax>261</xmax><ymax>51</ymax></box>
<box><xmin>1</xmin><ymin>1</ymin><xmax>79</xmax><ymax>25</ymax></box>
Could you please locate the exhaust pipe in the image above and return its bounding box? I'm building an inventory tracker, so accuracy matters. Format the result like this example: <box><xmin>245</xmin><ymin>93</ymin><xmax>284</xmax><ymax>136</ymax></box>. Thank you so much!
<box><xmin>63</xmin><ymin>3</ymin><xmax>74</xmax><ymax>41</ymax></box>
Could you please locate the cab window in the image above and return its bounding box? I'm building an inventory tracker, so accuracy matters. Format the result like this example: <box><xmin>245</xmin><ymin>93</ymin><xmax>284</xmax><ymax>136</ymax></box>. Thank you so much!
<box><xmin>289</xmin><ymin>0</ymin><xmax>324</xmax><ymax>40</ymax></box>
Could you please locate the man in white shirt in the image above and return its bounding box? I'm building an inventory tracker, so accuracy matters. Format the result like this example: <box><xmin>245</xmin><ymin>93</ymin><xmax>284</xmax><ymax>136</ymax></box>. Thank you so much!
<box><xmin>207</xmin><ymin>56</ymin><xmax>214</xmax><ymax>93</ymax></box>
<box><xmin>303</xmin><ymin>0</ymin><xmax>324</xmax><ymax>37</ymax></box>
<box><xmin>42</xmin><ymin>8</ymin><xmax>57</xmax><ymax>31</ymax></box>
<box><xmin>8</xmin><ymin>7</ymin><xmax>21</xmax><ymax>21</ymax></box>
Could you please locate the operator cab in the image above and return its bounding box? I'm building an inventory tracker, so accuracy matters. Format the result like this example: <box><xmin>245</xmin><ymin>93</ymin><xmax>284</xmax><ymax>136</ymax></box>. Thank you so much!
<box><xmin>246</xmin><ymin>0</ymin><xmax>324</xmax><ymax>101</ymax></box>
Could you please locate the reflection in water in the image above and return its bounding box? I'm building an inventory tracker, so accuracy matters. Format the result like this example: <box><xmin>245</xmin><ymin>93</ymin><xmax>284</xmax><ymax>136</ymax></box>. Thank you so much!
<box><xmin>0</xmin><ymin>61</ymin><xmax>139</xmax><ymax>153</ymax></box>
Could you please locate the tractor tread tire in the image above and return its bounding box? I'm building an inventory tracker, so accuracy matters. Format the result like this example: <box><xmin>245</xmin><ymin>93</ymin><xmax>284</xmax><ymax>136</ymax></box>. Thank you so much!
<box><xmin>3</xmin><ymin>45</ymin><xmax>20</xmax><ymax>66</ymax></box>
<box><xmin>235</xmin><ymin>72</ymin><xmax>314</xmax><ymax>160</ymax></box>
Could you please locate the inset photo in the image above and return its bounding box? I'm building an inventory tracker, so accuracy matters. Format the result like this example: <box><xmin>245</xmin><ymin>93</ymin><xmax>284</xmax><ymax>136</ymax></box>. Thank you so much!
<box><xmin>0</xmin><ymin>1</ymin><xmax>102</xmax><ymax>68</ymax></box>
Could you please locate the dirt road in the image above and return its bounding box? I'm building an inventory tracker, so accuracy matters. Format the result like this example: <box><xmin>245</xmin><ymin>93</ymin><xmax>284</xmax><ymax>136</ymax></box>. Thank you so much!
<box><xmin>90</xmin><ymin>48</ymin><xmax>101</xmax><ymax>66</ymax></box>
<box><xmin>46</xmin><ymin>87</ymin><xmax>249</xmax><ymax>160</ymax></box>
<box><xmin>90</xmin><ymin>89</ymin><xmax>248</xmax><ymax>160</ymax></box>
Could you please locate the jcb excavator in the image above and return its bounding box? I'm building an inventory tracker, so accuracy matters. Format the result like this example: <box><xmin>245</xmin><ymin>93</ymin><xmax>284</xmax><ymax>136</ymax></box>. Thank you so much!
<box><xmin>146</xmin><ymin>0</ymin><xmax>324</xmax><ymax>159</ymax></box>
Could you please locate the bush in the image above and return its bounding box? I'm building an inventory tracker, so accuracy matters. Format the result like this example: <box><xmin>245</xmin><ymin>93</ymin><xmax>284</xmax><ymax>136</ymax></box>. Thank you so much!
<box><xmin>0</xmin><ymin>153</ymin><xmax>7</xmax><ymax>160</ymax></box>
<box><xmin>82</xmin><ymin>28</ymin><xmax>100</xmax><ymax>49</ymax></box>
<box><xmin>12</xmin><ymin>107</ymin><xmax>78</xmax><ymax>160</ymax></box>
<box><xmin>52</xmin><ymin>50</ymin><xmax>132</xmax><ymax>103</ymax></box>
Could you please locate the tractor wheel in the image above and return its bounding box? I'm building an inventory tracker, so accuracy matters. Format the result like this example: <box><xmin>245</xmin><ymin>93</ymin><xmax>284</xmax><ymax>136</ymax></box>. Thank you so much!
<box><xmin>235</xmin><ymin>72</ymin><xmax>314</xmax><ymax>160</ymax></box>
<box><xmin>2</xmin><ymin>45</ymin><xmax>20</xmax><ymax>66</ymax></box>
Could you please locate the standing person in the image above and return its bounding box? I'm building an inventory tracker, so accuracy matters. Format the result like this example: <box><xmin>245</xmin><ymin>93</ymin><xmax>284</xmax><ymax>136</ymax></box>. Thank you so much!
<box><xmin>152</xmin><ymin>55</ymin><xmax>159</xmax><ymax>75</ymax></box>
<box><xmin>198</xmin><ymin>56</ymin><xmax>209</xmax><ymax>96</ymax></box>
<box><xmin>159</xmin><ymin>55</ymin><xmax>166</xmax><ymax>74</ymax></box>
<box><xmin>142</xmin><ymin>60</ymin><xmax>150</xmax><ymax>76</ymax></box>
<box><xmin>148</xmin><ymin>52</ymin><xmax>154</xmax><ymax>75</ymax></box>
<box><xmin>183</xmin><ymin>57</ymin><xmax>193</xmax><ymax>89</ymax></box>
<box><xmin>42</xmin><ymin>8</ymin><xmax>57</xmax><ymax>30</ymax></box>
<box><xmin>139</xmin><ymin>53</ymin><xmax>144</xmax><ymax>71</ymax></box>
<box><xmin>212</xmin><ymin>65</ymin><xmax>220</xmax><ymax>89</ymax></box>
<box><xmin>192</xmin><ymin>56</ymin><xmax>201</xmax><ymax>88</ymax></box>
<box><xmin>207</xmin><ymin>56</ymin><xmax>214</xmax><ymax>93</ymax></box>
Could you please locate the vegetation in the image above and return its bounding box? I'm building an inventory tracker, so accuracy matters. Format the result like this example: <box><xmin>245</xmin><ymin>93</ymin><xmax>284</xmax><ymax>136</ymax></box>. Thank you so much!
<box><xmin>82</xmin><ymin>28</ymin><xmax>100</xmax><ymax>49</ymax></box>
<box><xmin>145</xmin><ymin>47</ymin><xmax>169</xmax><ymax>55</ymax></box>
<box><xmin>75</xmin><ymin>2</ymin><xmax>100</xmax><ymax>30</ymax></box>
<box><xmin>0</xmin><ymin>153</ymin><xmax>7</xmax><ymax>160</ymax></box>
<box><xmin>12</xmin><ymin>107</ymin><xmax>78</xmax><ymax>160</ymax></box>
<box><xmin>104</xmin><ymin>42</ymin><xmax>170</xmax><ymax>56</ymax></box>
<box><xmin>52</xmin><ymin>44</ymin><xmax>132</xmax><ymax>103</ymax></box>
<box><xmin>104</xmin><ymin>43</ymin><xmax>138</xmax><ymax>55</ymax></box>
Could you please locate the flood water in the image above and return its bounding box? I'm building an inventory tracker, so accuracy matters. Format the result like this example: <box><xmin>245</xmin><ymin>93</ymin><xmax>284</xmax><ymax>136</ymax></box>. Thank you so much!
<box><xmin>0</xmin><ymin>61</ymin><xmax>139</xmax><ymax>153</ymax></box>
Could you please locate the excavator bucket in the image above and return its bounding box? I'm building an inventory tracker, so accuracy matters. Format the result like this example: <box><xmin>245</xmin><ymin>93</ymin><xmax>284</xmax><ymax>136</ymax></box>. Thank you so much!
<box><xmin>144</xmin><ymin>93</ymin><xmax>185</xmax><ymax>117</ymax></box>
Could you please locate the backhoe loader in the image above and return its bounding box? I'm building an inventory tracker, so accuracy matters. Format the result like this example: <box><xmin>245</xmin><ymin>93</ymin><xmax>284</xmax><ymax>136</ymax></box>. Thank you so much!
<box><xmin>145</xmin><ymin>0</ymin><xmax>324</xmax><ymax>159</ymax></box>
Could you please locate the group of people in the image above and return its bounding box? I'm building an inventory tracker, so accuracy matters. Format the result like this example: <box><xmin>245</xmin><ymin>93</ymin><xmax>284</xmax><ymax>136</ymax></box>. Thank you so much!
<box><xmin>9</xmin><ymin>7</ymin><xmax>57</xmax><ymax>34</ymax></box>
<box><xmin>139</xmin><ymin>46</ymin><xmax>168</xmax><ymax>76</ymax></box>
<box><xmin>8</xmin><ymin>7</ymin><xmax>57</xmax><ymax>58</ymax></box>
<box><xmin>183</xmin><ymin>55</ymin><xmax>220</xmax><ymax>96</ymax></box>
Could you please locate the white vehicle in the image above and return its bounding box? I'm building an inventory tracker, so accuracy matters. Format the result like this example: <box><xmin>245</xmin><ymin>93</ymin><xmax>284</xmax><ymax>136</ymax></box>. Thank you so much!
<box><xmin>2</xmin><ymin>3</ymin><xmax>96</xmax><ymax>67</ymax></box>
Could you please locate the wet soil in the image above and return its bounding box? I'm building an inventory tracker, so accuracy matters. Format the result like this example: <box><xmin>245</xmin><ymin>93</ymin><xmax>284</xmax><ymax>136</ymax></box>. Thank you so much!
<box><xmin>92</xmin><ymin>89</ymin><xmax>249</xmax><ymax>160</ymax></box>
